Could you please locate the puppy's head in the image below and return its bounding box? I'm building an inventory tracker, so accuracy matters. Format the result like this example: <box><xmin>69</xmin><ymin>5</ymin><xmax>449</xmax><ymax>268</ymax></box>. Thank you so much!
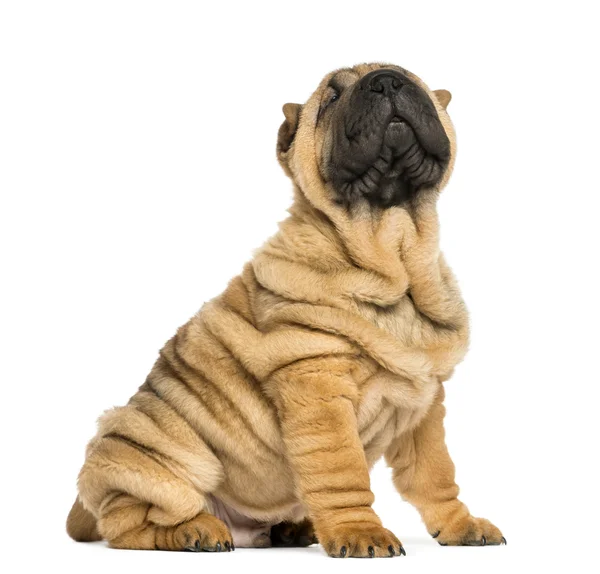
<box><xmin>277</xmin><ymin>63</ymin><xmax>455</xmax><ymax>209</ymax></box>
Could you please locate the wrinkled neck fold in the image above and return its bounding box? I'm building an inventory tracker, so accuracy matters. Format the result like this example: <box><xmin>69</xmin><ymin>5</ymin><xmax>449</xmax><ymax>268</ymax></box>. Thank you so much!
<box><xmin>289</xmin><ymin>182</ymin><xmax>442</xmax><ymax>298</ymax></box>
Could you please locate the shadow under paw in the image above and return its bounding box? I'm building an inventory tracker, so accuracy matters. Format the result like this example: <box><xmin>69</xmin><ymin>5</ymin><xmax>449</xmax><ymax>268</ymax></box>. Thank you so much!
<box><xmin>270</xmin><ymin>519</ymin><xmax>318</xmax><ymax>547</ymax></box>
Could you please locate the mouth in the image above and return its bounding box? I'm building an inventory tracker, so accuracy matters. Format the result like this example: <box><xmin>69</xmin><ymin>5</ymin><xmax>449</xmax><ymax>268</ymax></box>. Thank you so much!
<box><xmin>332</xmin><ymin>116</ymin><xmax>447</xmax><ymax>208</ymax></box>
<box><xmin>384</xmin><ymin>115</ymin><xmax>414</xmax><ymax>154</ymax></box>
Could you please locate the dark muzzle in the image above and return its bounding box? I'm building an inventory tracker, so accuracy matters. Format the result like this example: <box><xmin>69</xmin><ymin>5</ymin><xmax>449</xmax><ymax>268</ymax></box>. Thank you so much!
<box><xmin>328</xmin><ymin>69</ymin><xmax>450</xmax><ymax>207</ymax></box>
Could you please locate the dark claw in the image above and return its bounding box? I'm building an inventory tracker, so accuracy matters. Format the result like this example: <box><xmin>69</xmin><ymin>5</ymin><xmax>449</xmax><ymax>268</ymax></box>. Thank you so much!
<box><xmin>224</xmin><ymin>541</ymin><xmax>230</xmax><ymax>551</ymax></box>
<box><xmin>368</xmin><ymin>546</ymin><xmax>375</xmax><ymax>557</ymax></box>
<box><xmin>388</xmin><ymin>545</ymin><xmax>395</xmax><ymax>556</ymax></box>
<box><xmin>231</xmin><ymin>542</ymin><xmax>235</xmax><ymax>551</ymax></box>
<box><xmin>439</xmin><ymin>542</ymin><xmax>448</xmax><ymax>546</ymax></box>
<box><xmin>399</xmin><ymin>545</ymin><xmax>406</xmax><ymax>556</ymax></box>
<box><xmin>501</xmin><ymin>536</ymin><xmax>507</xmax><ymax>545</ymax></box>
<box><xmin>481</xmin><ymin>536</ymin><xmax>486</xmax><ymax>546</ymax></box>
<box><xmin>340</xmin><ymin>545</ymin><xmax>347</xmax><ymax>558</ymax></box>
<box><xmin>432</xmin><ymin>530</ymin><xmax>440</xmax><ymax>539</ymax></box>
<box><xmin>216</xmin><ymin>541</ymin><xmax>222</xmax><ymax>552</ymax></box>
<box><xmin>195</xmin><ymin>540</ymin><xmax>201</xmax><ymax>551</ymax></box>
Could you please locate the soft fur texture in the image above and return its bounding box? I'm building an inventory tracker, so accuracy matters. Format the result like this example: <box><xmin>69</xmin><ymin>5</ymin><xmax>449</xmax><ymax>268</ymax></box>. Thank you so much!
<box><xmin>67</xmin><ymin>63</ymin><xmax>504</xmax><ymax>557</ymax></box>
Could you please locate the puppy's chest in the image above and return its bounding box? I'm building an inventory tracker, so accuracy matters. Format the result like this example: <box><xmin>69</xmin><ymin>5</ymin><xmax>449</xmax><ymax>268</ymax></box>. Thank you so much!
<box><xmin>356</xmin><ymin>296</ymin><xmax>424</xmax><ymax>344</ymax></box>
<box><xmin>352</xmin><ymin>299</ymin><xmax>440</xmax><ymax>460</ymax></box>
<box><xmin>354</xmin><ymin>369</ymin><xmax>436</xmax><ymax>465</ymax></box>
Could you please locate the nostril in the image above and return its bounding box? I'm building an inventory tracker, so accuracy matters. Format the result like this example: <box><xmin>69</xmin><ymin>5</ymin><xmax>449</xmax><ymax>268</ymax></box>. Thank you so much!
<box><xmin>372</xmin><ymin>79</ymin><xmax>384</xmax><ymax>93</ymax></box>
<box><xmin>362</xmin><ymin>69</ymin><xmax>405</xmax><ymax>93</ymax></box>
<box><xmin>367</xmin><ymin>73</ymin><xmax>403</xmax><ymax>94</ymax></box>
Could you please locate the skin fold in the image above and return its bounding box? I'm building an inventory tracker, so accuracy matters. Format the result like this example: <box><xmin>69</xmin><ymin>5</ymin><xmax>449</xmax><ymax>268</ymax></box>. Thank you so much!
<box><xmin>66</xmin><ymin>63</ymin><xmax>504</xmax><ymax>557</ymax></box>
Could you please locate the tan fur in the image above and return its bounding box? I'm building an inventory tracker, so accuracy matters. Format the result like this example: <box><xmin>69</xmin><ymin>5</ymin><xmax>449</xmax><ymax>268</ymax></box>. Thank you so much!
<box><xmin>67</xmin><ymin>63</ymin><xmax>503</xmax><ymax>556</ymax></box>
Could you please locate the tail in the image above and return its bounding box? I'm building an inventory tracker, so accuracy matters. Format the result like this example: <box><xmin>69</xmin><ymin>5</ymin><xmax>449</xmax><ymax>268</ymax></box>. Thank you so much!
<box><xmin>66</xmin><ymin>497</ymin><xmax>102</xmax><ymax>542</ymax></box>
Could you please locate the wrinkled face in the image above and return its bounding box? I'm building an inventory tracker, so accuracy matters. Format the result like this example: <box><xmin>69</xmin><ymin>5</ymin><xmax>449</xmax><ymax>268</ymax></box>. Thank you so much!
<box><xmin>278</xmin><ymin>64</ymin><xmax>455</xmax><ymax>209</ymax></box>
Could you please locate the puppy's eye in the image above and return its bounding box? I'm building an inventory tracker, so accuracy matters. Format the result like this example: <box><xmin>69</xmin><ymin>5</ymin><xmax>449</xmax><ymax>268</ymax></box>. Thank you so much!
<box><xmin>327</xmin><ymin>91</ymin><xmax>339</xmax><ymax>106</ymax></box>
<box><xmin>318</xmin><ymin>89</ymin><xmax>340</xmax><ymax>122</ymax></box>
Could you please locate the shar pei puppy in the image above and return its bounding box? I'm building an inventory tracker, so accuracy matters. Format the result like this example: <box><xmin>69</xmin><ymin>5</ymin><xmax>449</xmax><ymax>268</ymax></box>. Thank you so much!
<box><xmin>67</xmin><ymin>63</ymin><xmax>505</xmax><ymax>557</ymax></box>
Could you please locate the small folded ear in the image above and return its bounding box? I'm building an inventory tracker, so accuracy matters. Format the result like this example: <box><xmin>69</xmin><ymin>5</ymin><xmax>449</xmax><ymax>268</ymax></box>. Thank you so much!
<box><xmin>433</xmin><ymin>89</ymin><xmax>452</xmax><ymax>110</ymax></box>
<box><xmin>277</xmin><ymin>103</ymin><xmax>302</xmax><ymax>164</ymax></box>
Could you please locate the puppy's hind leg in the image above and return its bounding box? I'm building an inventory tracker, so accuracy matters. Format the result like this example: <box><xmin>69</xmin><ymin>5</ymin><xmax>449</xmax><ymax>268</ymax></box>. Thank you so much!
<box><xmin>82</xmin><ymin>440</ymin><xmax>233</xmax><ymax>552</ymax></box>
<box><xmin>102</xmin><ymin>494</ymin><xmax>234</xmax><ymax>551</ymax></box>
<box><xmin>76</xmin><ymin>403</ymin><xmax>232</xmax><ymax>551</ymax></box>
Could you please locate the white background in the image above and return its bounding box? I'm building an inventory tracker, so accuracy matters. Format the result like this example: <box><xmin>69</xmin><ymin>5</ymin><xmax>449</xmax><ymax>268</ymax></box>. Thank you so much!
<box><xmin>1</xmin><ymin>1</ymin><xmax>598</xmax><ymax>572</ymax></box>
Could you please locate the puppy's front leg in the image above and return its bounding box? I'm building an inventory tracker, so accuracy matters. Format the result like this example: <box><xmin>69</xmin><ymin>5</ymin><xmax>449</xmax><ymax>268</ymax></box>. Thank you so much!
<box><xmin>385</xmin><ymin>386</ymin><xmax>505</xmax><ymax>546</ymax></box>
<box><xmin>270</xmin><ymin>357</ymin><xmax>402</xmax><ymax>558</ymax></box>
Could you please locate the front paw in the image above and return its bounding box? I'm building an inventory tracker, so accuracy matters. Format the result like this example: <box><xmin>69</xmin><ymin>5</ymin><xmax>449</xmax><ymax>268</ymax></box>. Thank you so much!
<box><xmin>431</xmin><ymin>516</ymin><xmax>506</xmax><ymax>546</ymax></box>
<box><xmin>319</xmin><ymin>522</ymin><xmax>405</xmax><ymax>558</ymax></box>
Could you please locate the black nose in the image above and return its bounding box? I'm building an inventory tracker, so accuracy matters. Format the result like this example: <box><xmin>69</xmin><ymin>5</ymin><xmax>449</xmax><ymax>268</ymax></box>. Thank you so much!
<box><xmin>362</xmin><ymin>69</ymin><xmax>404</xmax><ymax>94</ymax></box>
